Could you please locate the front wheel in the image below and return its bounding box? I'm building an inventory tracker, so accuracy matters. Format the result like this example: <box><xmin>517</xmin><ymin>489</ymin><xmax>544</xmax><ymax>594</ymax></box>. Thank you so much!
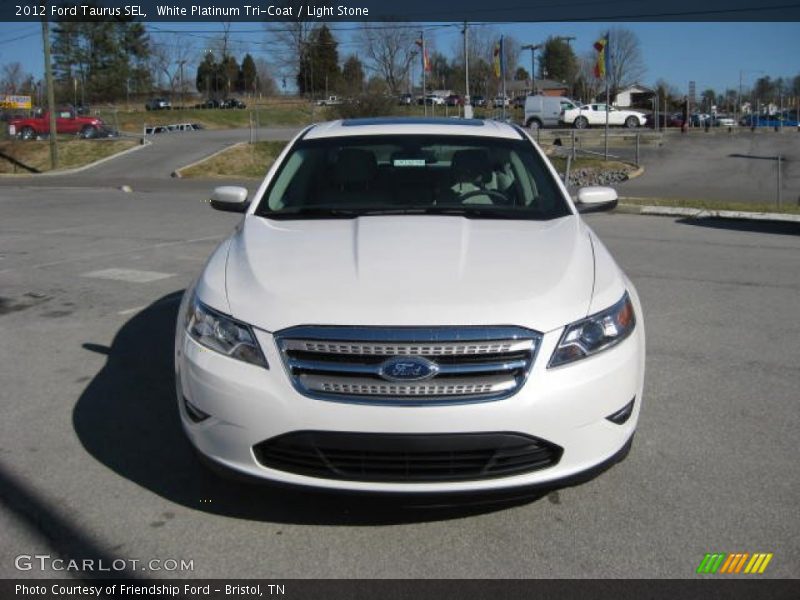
<box><xmin>20</xmin><ymin>126</ymin><xmax>36</xmax><ymax>140</ymax></box>
<box><xmin>573</xmin><ymin>116</ymin><xmax>588</xmax><ymax>129</ymax></box>
<box><xmin>625</xmin><ymin>116</ymin><xmax>639</xmax><ymax>128</ymax></box>
<box><xmin>80</xmin><ymin>126</ymin><xmax>98</xmax><ymax>139</ymax></box>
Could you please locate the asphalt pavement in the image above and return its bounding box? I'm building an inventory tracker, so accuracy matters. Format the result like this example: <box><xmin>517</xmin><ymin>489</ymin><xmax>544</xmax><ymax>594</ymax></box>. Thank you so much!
<box><xmin>617</xmin><ymin>130</ymin><xmax>800</xmax><ymax>205</ymax></box>
<box><xmin>0</xmin><ymin>128</ymin><xmax>798</xmax><ymax>579</ymax></box>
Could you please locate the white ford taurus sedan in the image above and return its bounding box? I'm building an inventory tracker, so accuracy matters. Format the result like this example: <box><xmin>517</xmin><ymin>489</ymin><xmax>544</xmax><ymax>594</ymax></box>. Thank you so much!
<box><xmin>175</xmin><ymin>117</ymin><xmax>645</xmax><ymax>494</ymax></box>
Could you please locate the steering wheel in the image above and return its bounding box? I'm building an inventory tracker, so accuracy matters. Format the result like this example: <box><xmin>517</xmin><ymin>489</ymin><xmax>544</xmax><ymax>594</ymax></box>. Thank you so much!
<box><xmin>457</xmin><ymin>188</ymin><xmax>510</xmax><ymax>204</ymax></box>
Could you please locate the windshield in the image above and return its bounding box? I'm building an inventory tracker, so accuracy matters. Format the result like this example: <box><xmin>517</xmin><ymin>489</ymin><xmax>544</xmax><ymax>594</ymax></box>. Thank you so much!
<box><xmin>255</xmin><ymin>134</ymin><xmax>571</xmax><ymax>220</ymax></box>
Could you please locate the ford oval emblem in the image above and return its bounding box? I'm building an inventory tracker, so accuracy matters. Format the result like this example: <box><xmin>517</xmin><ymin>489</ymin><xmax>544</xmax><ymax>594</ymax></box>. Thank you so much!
<box><xmin>378</xmin><ymin>356</ymin><xmax>439</xmax><ymax>382</ymax></box>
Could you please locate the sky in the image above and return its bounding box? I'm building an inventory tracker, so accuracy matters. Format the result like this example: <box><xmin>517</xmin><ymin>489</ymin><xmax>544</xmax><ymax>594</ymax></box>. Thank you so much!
<box><xmin>1</xmin><ymin>21</ymin><xmax>798</xmax><ymax>96</ymax></box>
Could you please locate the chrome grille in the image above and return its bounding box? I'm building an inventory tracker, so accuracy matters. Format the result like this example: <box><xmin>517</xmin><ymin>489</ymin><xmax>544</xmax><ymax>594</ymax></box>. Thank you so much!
<box><xmin>275</xmin><ymin>326</ymin><xmax>541</xmax><ymax>405</ymax></box>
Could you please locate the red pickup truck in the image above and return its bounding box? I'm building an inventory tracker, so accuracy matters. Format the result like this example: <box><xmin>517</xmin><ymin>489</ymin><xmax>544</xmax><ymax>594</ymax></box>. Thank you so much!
<box><xmin>8</xmin><ymin>108</ymin><xmax>106</xmax><ymax>140</ymax></box>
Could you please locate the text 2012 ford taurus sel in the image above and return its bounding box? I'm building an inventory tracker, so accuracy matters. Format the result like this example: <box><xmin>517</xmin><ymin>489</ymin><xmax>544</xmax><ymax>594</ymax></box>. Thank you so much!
<box><xmin>175</xmin><ymin>117</ymin><xmax>645</xmax><ymax>493</ymax></box>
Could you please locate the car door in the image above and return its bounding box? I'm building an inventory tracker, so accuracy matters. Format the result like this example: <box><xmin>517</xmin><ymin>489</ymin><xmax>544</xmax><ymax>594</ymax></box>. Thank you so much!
<box><xmin>56</xmin><ymin>110</ymin><xmax>79</xmax><ymax>134</ymax></box>
<box><xmin>588</xmin><ymin>105</ymin><xmax>604</xmax><ymax>125</ymax></box>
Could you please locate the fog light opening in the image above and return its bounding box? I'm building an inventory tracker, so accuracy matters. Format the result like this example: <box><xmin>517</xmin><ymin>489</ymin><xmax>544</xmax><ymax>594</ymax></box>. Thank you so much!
<box><xmin>183</xmin><ymin>396</ymin><xmax>210</xmax><ymax>423</ymax></box>
<box><xmin>606</xmin><ymin>397</ymin><xmax>635</xmax><ymax>425</ymax></box>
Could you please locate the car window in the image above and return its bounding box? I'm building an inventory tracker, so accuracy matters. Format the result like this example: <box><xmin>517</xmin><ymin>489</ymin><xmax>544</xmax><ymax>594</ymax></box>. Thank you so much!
<box><xmin>256</xmin><ymin>134</ymin><xmax>571</xmax><ymax>221</ymax></box>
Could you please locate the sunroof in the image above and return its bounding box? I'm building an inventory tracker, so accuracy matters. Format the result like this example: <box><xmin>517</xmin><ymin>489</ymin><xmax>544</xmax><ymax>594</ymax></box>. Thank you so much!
<box><xmin>341</xmin><ymin>117</ymin><xmax>486</xmax><ymax>127</ymax></box>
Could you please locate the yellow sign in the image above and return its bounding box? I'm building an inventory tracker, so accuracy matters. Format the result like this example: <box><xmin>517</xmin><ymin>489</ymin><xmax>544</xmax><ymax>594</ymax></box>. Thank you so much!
<box><xmin>0</xmin><ymin>95</ymin><xmax>32</xmax><ymax>109</ymax></box>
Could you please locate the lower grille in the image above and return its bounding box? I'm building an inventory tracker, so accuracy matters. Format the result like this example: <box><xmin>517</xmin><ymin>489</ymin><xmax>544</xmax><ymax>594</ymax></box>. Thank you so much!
<box><xmin>253</xmin><ymin>431</ymin><xmax>563</xmax><ymax>482</ymax></box>
<box><xmin>275</xmin><ymin>325</ymin><xmax>541</xmax><ymax>405</ymax></box>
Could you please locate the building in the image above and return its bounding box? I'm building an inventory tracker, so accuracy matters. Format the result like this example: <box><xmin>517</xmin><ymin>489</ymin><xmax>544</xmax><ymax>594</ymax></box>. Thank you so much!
<box><xmin>503</xmin><ymin>79</ymin><xmax>571</xmax><ymax>98</ymax></box>
<box><xmin>597</xmin><ymin>84</ymin><xmax>655</xmax><ymax>108</ymax></box>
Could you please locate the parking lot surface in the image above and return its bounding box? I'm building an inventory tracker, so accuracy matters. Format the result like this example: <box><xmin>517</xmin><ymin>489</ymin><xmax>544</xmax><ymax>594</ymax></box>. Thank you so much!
<box><xmin>0</xmin><ymin>131</ymin><xmax>798</xmax><ymax>579</ymax></box>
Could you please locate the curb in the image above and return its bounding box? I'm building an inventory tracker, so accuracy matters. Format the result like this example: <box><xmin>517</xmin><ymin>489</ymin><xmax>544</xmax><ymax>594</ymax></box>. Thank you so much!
<box><xmin>172</xmin><ymin>141</ymin><xmax>248</xmax><ymax>178</ymax></box>
<box><xmin>0</xmin><ymin>139</ymin><xmax>150</xmax><ymax>178</ymax></box>
<box><xmin>616</xmin><ymin>202</ymin><xmax>800</xmax><ymax>224</ymax></box>
<box><xmin>626</xmin><ymin>166</ymin><xmax>645</xmax><ymax>180</ymax></box>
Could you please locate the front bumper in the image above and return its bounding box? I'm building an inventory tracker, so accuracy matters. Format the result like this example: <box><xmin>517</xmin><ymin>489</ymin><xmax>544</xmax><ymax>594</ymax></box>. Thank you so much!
<box><xmin>175</xmin><ymin>303</ymin><xmax>645</xmax><ymax>493</ymax></box>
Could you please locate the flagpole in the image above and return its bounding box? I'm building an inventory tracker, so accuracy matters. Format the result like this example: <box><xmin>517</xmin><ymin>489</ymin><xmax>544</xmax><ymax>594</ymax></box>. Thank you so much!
<box><xmin>604</xmin><ymin>74</ymin><xmax>609</xmax><ymax>160</ymax></box>
<box><xmin>421</xmin><ymin>30</ymin><xmax>427</xmax><ymax>117</ymax></box>
<box><xmin>604</xmin><ymin>33</ymin><xmax>609</xmax><ymax>161</ymax></box>
<box><xmin>501</xmin><ymin>35</ymin><xmax>507</xmax><ymax>121</ymax></box>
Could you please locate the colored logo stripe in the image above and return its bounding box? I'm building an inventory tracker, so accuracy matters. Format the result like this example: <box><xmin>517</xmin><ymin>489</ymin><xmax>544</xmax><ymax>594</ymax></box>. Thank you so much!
<box><xmin>697</xmin><ymin>553</ymin><xmax>773</xmax><ymax>574</ymax></box>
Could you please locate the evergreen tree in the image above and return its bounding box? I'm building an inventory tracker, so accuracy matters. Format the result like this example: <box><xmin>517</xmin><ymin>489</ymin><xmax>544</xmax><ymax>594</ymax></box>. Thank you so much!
<box><xmin>341</xmin><ymin>55</ymin><xmax>365</xmax><ymax>95</ymax></box>
<box><xmin>51</xmin><ymin>17</ymin><xmax>150</xmax><ymax>103</ymax></box>
<box><xmin>539</xmin><ymin>37</ymin><xmax>577</xmax><ymax>84</ymax></box>
<box><xmin>297</xmin><ymin>25</ymin><xmax>341</xmax><ymax>96</ymax></box>
<box><xmin>240</xmin><ymin>54</ymin><xmax>257</xmax><ymax>94</ymax></box>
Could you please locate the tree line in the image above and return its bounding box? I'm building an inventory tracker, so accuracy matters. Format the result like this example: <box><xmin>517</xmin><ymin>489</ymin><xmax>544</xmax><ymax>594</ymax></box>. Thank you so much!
<box><xmin>2</xmin><ymin>20</ymin><xmax>800</xmax><ymax>109</ymax></box>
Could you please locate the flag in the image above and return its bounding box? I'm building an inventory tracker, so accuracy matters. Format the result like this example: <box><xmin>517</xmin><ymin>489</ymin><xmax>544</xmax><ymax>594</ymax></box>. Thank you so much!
<box><xmin>415</xmin><ymin>37</ymin><xmax>431</xmax><ymax>73</ymax></box>
<box><xmin>593</xmin><ymin>34</ymin><xmax>608</xmax><ymax>79</ymax></box>
<box><xmin>493</xmin><ymin>36</ymin><xmax>504</xmax><ymax>79</ymax></box>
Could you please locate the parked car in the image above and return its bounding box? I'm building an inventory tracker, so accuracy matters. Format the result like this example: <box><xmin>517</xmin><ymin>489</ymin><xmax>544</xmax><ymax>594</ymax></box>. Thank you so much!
<box><xmin>145</xmin><ymin>98</ymin><xmax>171</xmax><ymax>111</ymax></box>
<box><xmin>8</xmin><ymin>108</ymin><xmax>107</xmax><ymax>140</ymax></box>
<box><xmin>471</xmin><ymin>95</ymin><xmax>487</xmax><ymax>107</ymax></box>
<box><xmin>493</xmin><ymin>95</ymin><xmax>510</xmax><ymax>108</ymax></box>
<box><xmin>739</xmin><ymin>113</ymin><xmax>799</xmax><ymax>127</ymax></box>
<box><xmin>524</xmin><ymin>95</ymin><xmax>579</xmax><ymax>129</ymax></box>
<box><xmin>176</xmin><ymin>117</ymin><xmax>646</xmax><ymax>493</ymax></box>
<box><xmin>316</xmin><ymin>96</ymin><xmax>342</xmax><ymax>106</ymax></box>
<box><xmin>221</xmin><ymin>98</ymin><xmax>246</xmax><ymax>109</ymax></box>
<box><xmin>711</xmin><ymin>114</ymin><xmax>736</xmax><ymax>127</ymax></box>
<box><xmin>645</xmin><ymin>112</ymin><xmax>684</xmax><ymax>128</ymax></box>
<box><xmin>445</xmin><ymin>94</ymin><xmax>463</xmax><ymax>107</ymax></box>
<box><xmin>397</xmin><ymin>93</ymin><xmax>413</xmax><ymax>106</ymax></box>
<box><xmin>690</xmin><ymin>113</ymin><xmax>711</xmax><ymax>127</ymax></box>
<box><xmin>562</xmin><ymin>104</ymin><xmax>646</xmax><ymax>128</ymax></box>
<box><xmin>193</xmin><ymin>99</ymin><xmax>216</xmax><ymax>109</ymax></box>
<box><xmin>417</xmin><ymin>94</ymin><xmax>445</xmax><ymax>106</ymax></box>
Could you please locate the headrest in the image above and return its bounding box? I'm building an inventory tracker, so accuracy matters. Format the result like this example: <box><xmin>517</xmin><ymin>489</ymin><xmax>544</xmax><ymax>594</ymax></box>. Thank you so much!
<box><xmin>333</xmin><ymin>149</ymin><xmax>377</xmax><ymax>185</ymax></box>
<box><xmin>451</xmin><ymin>149</ymin><xmax>491</xmax><ymax>184</ymax></box>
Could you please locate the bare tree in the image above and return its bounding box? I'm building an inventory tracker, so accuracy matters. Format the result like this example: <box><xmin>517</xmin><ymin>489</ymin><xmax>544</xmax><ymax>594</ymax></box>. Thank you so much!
<box><xmin>605</xmin><ymin>27</ymin><xmax>646</xmax><ymax>93</ymax></box>
<box><xmin>254</xmin><ymin>58</ymin><xmax>278</xmax><ymax>96</ymax></box>
<box><xmin>149</xmin><ymin>35</ymin><xmax>195</xmax><ymax>97</ymax></box>
<box><xmin>264</xmin><ymin>21</ymin><xmax>316</xmax><ymax>94</ymax></box>
<box><xmin>1</xmin><ymin>62</ymin><xmax>26</xmax><ymax>94</ymax></box>
<box><xmin>574</xmin><ymin>51</ymin><xmax>601</xmax><ymax>102</ymax></box>
<box><xmin>358</xmin><ymin>22</ymin><xmax>419</xmax><ymax>95</ymax></box>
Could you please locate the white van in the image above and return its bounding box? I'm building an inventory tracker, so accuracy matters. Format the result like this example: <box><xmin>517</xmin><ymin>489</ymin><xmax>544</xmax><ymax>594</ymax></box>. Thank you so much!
<box><xmin>524</xmin><ymin>95</ymin><xmax>579</xmax><ymax>129</ymax></box>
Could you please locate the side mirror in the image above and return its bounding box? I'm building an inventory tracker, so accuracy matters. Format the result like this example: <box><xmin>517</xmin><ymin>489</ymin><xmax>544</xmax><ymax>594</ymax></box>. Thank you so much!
<box><xmin>575</xmin><ymin>186</ymin><xmax>618</xmax><ymax>213</ymax></box>
<box><xmin>210</xmin><ymin>186</ymin><xmax>249</xmax><ymax>213</ymax></box>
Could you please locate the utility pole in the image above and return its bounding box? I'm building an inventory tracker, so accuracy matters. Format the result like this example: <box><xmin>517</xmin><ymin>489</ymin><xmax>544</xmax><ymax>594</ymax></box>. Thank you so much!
<box><xmin>521</xmin><ymin>44</ymin><xmax>541</xmax><ymax>95</ymax></box>
<box><xmin>420</xmin><ymin>30</ymin><xmax>427</xmax><ymax>117</ymax></box>
<box><xmin>463</xmin><ymin>22</ymin><xmax>469</xmax><ymax>103</ymax></box>
<box><xmin>178</xmin><ymin>59</ymin><xmax>187</xmax><ymax>108</ymax></box>
<box><xmin>41</xmin><ymin>11</ymin><xmax>58</xmax><ymax>169</ymax></box>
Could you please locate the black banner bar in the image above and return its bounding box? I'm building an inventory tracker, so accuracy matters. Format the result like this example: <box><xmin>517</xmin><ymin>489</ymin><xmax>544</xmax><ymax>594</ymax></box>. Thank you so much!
<box><xmin>2</xmin><ymin>579</ymin><xmax>799</xmax><ymax>600</ymax></box>
<box><xmin>4</xmin><ymin>0</ymin><xmax>800</xmax><ymax>22</ymax></box>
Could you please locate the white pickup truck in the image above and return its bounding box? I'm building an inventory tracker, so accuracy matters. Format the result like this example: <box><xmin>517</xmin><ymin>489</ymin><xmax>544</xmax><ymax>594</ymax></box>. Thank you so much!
<box><xmin>315</xmin><ymin>95</ymin><xmax>342</xmax><ymax>106</ymax></box>
<box><xmin>175</xmin><ymin>117</ymin><xmax>646</xmax><ymax>494</ymax></box>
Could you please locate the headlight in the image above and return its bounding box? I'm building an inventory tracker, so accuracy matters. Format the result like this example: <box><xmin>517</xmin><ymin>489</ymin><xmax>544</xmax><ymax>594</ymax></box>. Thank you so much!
<box><xmin>549</xmin><ymin>292</ymin><xmax>635</xmax><ymax>368</ymax></box>
<box><xmin>185</xmin><ymin>295</ymin><xmax>267</xmax><ymax>368</ymax></box>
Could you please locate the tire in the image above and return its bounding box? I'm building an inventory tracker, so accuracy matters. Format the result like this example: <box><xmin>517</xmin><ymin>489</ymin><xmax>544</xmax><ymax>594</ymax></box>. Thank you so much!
<box><xmin>573</xmin><ymin>116</ymin><xmax>588</xmax><ymax>129</ymax></box>
<box><xmin>81</xmin><ymin>126</ymin><xmax>98</xmax><ymax>139</ymax></box>
<box><xmin>625</xmin><ymin>116</ymin><xmax>639</xmax><ymax>129</ymax></box>
<box><xmin>527</xmin><ymin>118</ymin><xmax>542</xmax><ymax>131</ymax></box>
<box><xmin>20</xmin><ymin>126</ymin><xmax>36</xmax><ymax>140</ymax></box>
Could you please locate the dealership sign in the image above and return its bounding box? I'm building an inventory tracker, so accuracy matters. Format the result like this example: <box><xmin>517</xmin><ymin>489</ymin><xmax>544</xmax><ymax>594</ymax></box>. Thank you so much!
<box><xmin>0</xmin><ymin>95</ymin><xmax>32</xmax><ymax>109</ymax></box>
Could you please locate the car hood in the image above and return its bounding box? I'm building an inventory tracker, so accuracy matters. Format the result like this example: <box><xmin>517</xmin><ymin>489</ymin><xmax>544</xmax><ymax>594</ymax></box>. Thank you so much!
<box><xmin>224</xmin><ymin>214</ymin><xmax>598</xmax><ymax>333</ymax></box>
